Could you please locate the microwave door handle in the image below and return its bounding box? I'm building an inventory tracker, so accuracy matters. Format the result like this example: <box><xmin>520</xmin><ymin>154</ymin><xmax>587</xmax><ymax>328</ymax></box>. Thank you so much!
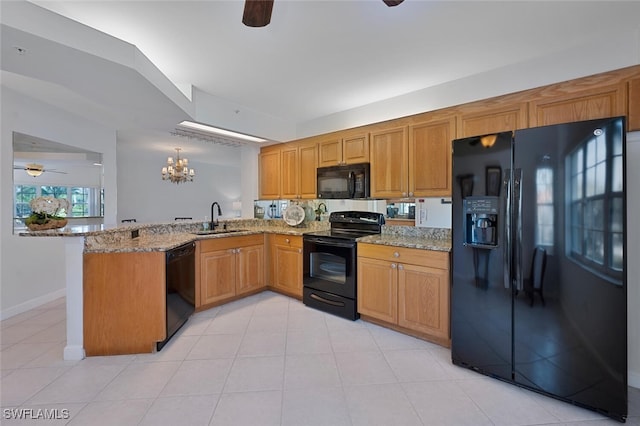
<box><xmin>348</xmin><ymin>171</ymin><xmax>355</xmax><ymax>198</ymax></box>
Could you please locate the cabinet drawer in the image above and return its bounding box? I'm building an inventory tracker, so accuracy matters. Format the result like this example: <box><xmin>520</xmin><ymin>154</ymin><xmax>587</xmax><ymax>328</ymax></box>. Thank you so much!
<box><xmin>199</xmin><ymin>234</ymin><xmax>264</xmax><ymax>252</ymax></box>
<box><xmin>358</xmin><ymin>243</ymin><xmax>449</xmax><ymax>270</ymax></box>
<box><xmin>270</xmin><ymin>234</ymin><xmax>302</xmax><ymax>248</ymax></box>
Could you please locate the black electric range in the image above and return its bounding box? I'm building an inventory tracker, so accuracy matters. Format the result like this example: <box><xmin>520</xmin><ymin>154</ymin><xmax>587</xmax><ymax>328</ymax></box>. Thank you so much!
<box><xmin>303</xmin><ymin>211</ymin><xmax>385</xmax><ymax>320</ymax></box>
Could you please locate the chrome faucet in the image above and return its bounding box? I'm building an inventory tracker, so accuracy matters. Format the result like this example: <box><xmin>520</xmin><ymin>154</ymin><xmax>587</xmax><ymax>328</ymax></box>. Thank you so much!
<box><xmin>211</xmin><ymin>202</ymin><xmax>222</xmax><ymax>230</ymax></box>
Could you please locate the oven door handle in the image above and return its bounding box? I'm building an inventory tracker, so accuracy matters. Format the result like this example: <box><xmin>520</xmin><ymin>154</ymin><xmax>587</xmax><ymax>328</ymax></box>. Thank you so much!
<box><xmin>304</xmin><ymin>237</ymin><xmax>355</xmax><ymax>248</ymax></box>
<box><xmin>310</xmin><ymin>293</ymin><xmax>346</xmax><ymax>307</ymax></box>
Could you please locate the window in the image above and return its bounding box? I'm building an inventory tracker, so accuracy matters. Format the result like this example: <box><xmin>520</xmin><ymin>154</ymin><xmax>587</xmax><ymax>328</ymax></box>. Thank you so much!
<box><xmin>567</xmin><ymin>122</ymin><xmax>624</xmax><ymax>281</ymax></box>
<box><xmin>15</xmin><ymin>186</ymin><xmax>37</xmax><ymax>218</ymax></box>
<box><xmin>535</xmin><ymin>167</ymin><xmax>554</xmax><ymax>247</ymax></box>
<box><xmin>13</xmin><ymin>185</ymin><xmax>103</xmax><ymax>220</ymax></box>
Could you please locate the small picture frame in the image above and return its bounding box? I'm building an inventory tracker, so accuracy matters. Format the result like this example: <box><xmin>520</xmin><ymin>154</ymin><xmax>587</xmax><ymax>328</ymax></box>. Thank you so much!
<box><xmin>486</xmin><ymin>166</ymin><xmax>501</xmax><ymax>196</ymax></box>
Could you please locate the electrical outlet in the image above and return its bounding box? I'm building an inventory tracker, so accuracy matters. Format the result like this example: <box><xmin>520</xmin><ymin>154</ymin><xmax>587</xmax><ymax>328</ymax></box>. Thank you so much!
<box><xmin>131</xmin><ymin>229</ymin><xmax>139</xmax><ymax>239</ymax></box>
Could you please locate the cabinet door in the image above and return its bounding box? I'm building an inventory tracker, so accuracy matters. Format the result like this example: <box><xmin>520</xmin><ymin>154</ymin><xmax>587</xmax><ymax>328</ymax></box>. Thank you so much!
<box><xmin>236</xmin><ymin>244</ymin><xmax>265</xmax><ymax>295</ymax></box>
<box><xmin>357</xmin><ymin>257</ymin><xmax>398</xmax><ymax>324</ymax></box>
<box><xmin>409</xmin><ymin>118</ymin><xmax>455</xmax><ymax>197</ymax></box>
<box><xmin>318</xmin><ymin>138</ymin><xmax>342</xmax><ymax>167</ymax></box>
<box><xmin>201</xmin><ymin>249</ymin><xmax>236</xmax><ymax>305</ymax></box>
<box><xmin>268</xmin><ymin>235</ymin><xmax>303</xmax><ymax>297</ymax></box>
<box><xmin>458</xmin><ymin>103</ymin><xmax>527</xmax><ymax>137</ymax></box>
<box><xmin>370</xmin><ymin>127</ymin><xmax>408</xmax><ymax>198</ymax></box>
<box><xmin>398</xmin><ymin>263</ymin><xmax>449</xmax><ymax>340</ymax></box>
<box><xmin>343</xmin><ymin>134</ymin><xmax>369</xmax><ymax>164</ymax></box>
<box><xmin>298</xmin><ymin>142</ymin><xmax>317</xmax><ymax>199</ymax></box>
<box><xmin>280</xmin><ymin>146</ymin><xmax>299</xmax><ymax>199</ymax></box>
<box><xmin>259</xmin><ymin>148</ymin><xmax>281</xmax><ymax>199</ymax></box>
<box><xmin>529</xmin><ymin>83</ymin><xmax>626</xmax><ymax>127</ymax></box>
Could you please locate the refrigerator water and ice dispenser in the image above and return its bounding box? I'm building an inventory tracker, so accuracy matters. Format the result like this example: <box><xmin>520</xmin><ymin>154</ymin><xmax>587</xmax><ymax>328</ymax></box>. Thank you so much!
<box><xmin>463</xmin><ymin>196</ymin><xmax>499</xmax><ymax>247</ymax></box>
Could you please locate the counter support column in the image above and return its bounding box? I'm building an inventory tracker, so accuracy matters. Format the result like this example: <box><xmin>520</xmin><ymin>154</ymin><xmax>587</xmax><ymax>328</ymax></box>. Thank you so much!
<box><xmin>63</xmin><ymin>236</ymin><xmax>85</xmax><ymax>360</ymax></box>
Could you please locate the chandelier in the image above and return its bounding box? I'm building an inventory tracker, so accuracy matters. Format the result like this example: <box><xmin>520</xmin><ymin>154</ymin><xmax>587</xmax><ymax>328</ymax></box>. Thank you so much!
<box><xmin>161</xmin><ymin>148</ymin><xmax>195</xmax><ymax>184</ymax></box>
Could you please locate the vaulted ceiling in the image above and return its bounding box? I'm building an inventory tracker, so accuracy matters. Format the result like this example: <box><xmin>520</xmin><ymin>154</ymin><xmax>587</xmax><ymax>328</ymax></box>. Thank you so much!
<box><xmin>3</xmin><ymin>1</ymin><xmax>640</xmax><ymax>147</ymax></box>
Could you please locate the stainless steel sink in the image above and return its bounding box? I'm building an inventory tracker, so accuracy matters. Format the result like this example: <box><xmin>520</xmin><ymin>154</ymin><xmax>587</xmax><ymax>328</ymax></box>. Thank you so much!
<box><xmin>192</xmin><ymin>229</ymin><xmax>247</xmax><ymax>235</ymax></box>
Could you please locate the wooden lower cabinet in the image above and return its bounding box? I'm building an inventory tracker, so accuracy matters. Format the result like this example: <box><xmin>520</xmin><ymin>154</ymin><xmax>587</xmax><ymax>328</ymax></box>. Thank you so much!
<box><xmin>197</xmin><ymin>234</ymin><xmax>265</xmax><ymax>309</ymax></box>
<box><xmin>267</xmin><ymin>234</ymin><xmax>303</xmax><ymax>298</ymax></box>
<box><xmin>398</xmin><ymin>263</ymin><xmax>450</xmax><ymax>342</ymax></box>
<box><xmin>357</xmin><ymin>243</ymin><xmax>450</xmax><ymax>347</ymax></box>
<box><xmin>357</xmin><ymin>257</ymin><xmax>398</xmax><ymax>324</ymax></box>
<box><xmin>83</xmin><ymin>251</ymin><xmax>166</xmax><ymax>355</ymax></box>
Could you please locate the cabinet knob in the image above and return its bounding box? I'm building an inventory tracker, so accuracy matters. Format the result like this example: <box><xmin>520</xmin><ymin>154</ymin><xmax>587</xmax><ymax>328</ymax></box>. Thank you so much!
<box><xmin>285</xmin><ymin>238</ymin><xmax>290</xmax><ymax>243</ymax></box>
<box><xmin>398</xmin><ymin>264</ymin><xmax>404</xmax><ymax>270</ymax></box>
<box><xmin>402</xmin><ymin>192</ymin><xmax>407</xmax><ymax>197</ymax></box>
<box><xmin>391</xmin><ymin>263</ymin><xmax>397</xmax><ymax>269</ymax></box>
<box><xmin>409</xmin><ymin>192</ymin><xmax>414</xmax><ymax>197</ymax></box>
<box><xmin>298</xmin><ymin>248</ymin><xmax>302</xmax><ymax>254</ymax></box>
<box><xmin>236</xmin><ymin>248</ymin><xmax>241</xmax><ymax>253</ymax></box>
<box><xmin>393</xmin><ymin>252</ymin><xmax>400</xmax><ymax>258</ymax></box>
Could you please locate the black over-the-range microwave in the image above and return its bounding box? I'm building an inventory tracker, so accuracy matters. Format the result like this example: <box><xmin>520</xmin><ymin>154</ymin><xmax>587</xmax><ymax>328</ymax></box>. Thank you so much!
<box><xmin>316</xmin><ymin>162</ymin><xmax>370</xmax><ymax>199</ymax></box>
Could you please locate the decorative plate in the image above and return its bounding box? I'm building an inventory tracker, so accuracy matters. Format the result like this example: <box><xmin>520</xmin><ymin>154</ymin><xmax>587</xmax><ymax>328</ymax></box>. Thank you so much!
<box><xmin>283</xmin><ymin>204</ymin><xmax>305</xmax><ymax>226</ymax></box>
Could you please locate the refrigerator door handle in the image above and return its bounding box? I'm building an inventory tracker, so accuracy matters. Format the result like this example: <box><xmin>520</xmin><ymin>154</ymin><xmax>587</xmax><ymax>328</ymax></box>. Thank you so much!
<box><xmin>503</xmin><ymin>171</ymin><xmax>511</xmax><ymax>290</ymax></box>
<box><xmin>513</xmin><ymin>169</ymin><xmax>523</xmax><ymax>291</ymax></box>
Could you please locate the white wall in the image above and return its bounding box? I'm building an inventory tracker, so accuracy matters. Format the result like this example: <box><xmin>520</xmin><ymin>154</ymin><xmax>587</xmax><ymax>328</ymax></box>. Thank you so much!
<box><xmin>116</xmin><ymin>140</ymin><xmax>244</xmax><ymax>223</ymax></box>
<box><xmin>0</xmin><ymin>88</ymin><xmax>117</xmax><ymax>318</ymax></box>
<box><xmin>297</xmin><ymin>27</ymin><xmax>640</xmax><ymax>138</ymax></box>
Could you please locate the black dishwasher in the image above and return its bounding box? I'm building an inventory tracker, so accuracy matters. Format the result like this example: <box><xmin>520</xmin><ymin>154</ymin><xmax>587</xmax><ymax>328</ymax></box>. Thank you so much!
<box><xmin>159</xmin><ymin>242</ymin><xmax>196</xmax><ymax>350</ymax></box>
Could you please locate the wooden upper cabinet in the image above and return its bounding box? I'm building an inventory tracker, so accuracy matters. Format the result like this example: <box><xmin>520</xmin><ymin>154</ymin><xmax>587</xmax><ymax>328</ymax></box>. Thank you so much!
<box><xmin>458</xmin><ymin>103</ymin><xmax>527</xmax><ymax>137</ymax></box>
<box><xmin>370</xmin><ymin>127</ymin><xmax>408</xmax><ymax>198</ymax></box>
<box><xmin>259</xmin><ymin>147</ymin><xmax>281</xmax><ymax>199</ymax></box>
<box><xmin>628</xmin><ymin>77</ymin><xmax>640</xmax><ymax>131</ymax></box>
<box><xmin>318</xmin><ymin>138</ymin><xmax>341</xmax><ymax>167</ymax></box>
<box><xmin>280</xmin><ymin>145</ymin><xmax>299</xmax><ymax>200</ymax></box>
<box><xmin>281</xmin><ymin>141</ymin><xmax>317</xmax><ymax>199</ymax></box>
<box><xmin>260</xmin><ymin>142</ymin><xmax>316</xmax><ymax>200</ymax></box>
<box><xmin>342</xmin><ymin>134</ymin><xmax>369</xmax><ymax>164</ymax></box>
<box><xmin>409</xmin><ymin>117</ymin><xmax>456</xmax><ymax>197</ymax></box>
<box><xmin>298</xmin><ymin>141</ymin><xmax>318</xmax><ymax>199</ymax></box>
<box><xmin>528</xmin><ymin>83</ymin><xmax>626</xmax><ymax>127</ymax></box>
<box><xmin>318</xmin><ymin>134</ymin><xmax>369</xmax><ymax>167</ymax></box>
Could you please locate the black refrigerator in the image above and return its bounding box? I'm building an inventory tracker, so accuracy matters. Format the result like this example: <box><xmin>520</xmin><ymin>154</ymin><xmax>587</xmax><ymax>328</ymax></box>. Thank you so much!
<box><xmin>451</xmin><ymin>117</ymin><xmax>627</xmax><ymax>422</ymax></box>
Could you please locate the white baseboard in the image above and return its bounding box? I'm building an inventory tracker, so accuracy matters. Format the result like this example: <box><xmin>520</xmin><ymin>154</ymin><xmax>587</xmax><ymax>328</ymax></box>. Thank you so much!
<box><xmin>0</xmin><ymin>288</ymin><xmax>66</xmax><ymax>320</ymax></box>
<box><xmin>63</xmin><ymin>345</ymin><xmax>85</xmax><ymax>361</ymax></box>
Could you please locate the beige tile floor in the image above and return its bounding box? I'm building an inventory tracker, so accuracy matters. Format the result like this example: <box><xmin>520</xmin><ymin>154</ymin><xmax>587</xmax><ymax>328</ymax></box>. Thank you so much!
<box><xmin>1</xmin><ymin>291</ymin><xmax>638</xmax><ymax>425</ymax></box>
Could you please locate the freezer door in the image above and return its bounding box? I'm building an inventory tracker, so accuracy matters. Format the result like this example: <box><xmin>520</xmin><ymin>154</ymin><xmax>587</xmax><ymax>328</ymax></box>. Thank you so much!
<box><xmin>512</xmin><ymin>117</ymin><xmax>627</xmax><ymax>421</ymax></box>
<box><xmin>451</xmin><ymin>131</ymin><xmax>514</xmax><ymax>381</ymax></box>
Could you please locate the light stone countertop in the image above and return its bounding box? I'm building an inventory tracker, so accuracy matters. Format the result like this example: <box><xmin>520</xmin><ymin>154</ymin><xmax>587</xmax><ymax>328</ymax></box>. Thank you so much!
<box><xmin>357</xmin><ymin>234</ymin><xmax>451</xmax><ymax>252</ymax></box>
<box><xmin>21</xmin><ymin>218</ymin><xmax>452</xmax><ymax>254</ymax></box>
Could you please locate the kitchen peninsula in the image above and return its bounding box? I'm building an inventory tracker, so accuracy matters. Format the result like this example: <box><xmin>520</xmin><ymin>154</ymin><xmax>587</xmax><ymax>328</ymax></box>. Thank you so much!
<box><xmin>21</xmin><ymin>219</ymin><xmax>451</xmax><ymax>358</ymax></box>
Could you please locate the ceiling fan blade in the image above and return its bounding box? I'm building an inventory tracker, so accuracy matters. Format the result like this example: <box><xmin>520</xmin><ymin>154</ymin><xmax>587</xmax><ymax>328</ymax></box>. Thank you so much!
<box><xmin>383</xmin><ymin>0</ymin><xmax>404</xmax><ymax>6</ymax></box>
<box><xmin>242</xmin><ymin>0</ymin><xmax>274</xmax><ymax>27</ymax></box>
